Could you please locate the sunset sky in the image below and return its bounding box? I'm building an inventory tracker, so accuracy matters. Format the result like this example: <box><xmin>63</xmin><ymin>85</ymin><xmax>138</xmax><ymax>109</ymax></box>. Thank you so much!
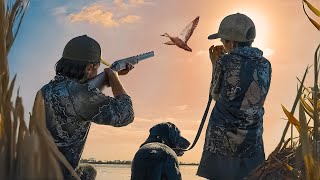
<box><xmin>8</xmin><ymin>0</ymin><xmax>320</xmax><ymax>163</ymax></box>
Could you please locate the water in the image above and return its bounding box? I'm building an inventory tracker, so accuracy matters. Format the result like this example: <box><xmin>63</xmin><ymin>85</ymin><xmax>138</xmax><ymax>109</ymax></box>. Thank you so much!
<box><xmin>93</xmin><ymin>164</ymin><xmax>205</xmax><ymax>180</ymax></box>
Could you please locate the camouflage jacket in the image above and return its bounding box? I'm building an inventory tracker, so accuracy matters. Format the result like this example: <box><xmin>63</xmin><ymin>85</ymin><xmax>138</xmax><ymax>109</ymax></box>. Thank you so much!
<box><xmin>205</xmin><ymin>46</ymin><xmax>272</xmax><ymax>158</ymax></box>
<box><xmin>41</xmin><ymin>75</ymin><xmax>134</xmax><ymax>175</ymax></box>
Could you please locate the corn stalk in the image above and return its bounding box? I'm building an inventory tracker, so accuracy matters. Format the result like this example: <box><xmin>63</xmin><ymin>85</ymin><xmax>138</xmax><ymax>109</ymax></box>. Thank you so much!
<box><xmin>247</xmin><ymin>1</ymin><xmax>320</xmax><ymax>179</ymax></box>
<box><xmin>312</xmin><ymin>44</ymin><xmax>320</xmax><ymax>162</ymax></box>
<box><xmin>299</xmin><ymin>101</ymin><xmax>319</xmax><ymax>180</ymax></box>
<box><xmin>275</xmin><ymin>66</ymin><xmax>309</xmax><ymax>153</ymax></box>
<box><xmin>0</xmin><ymin>0</ymin><xmax>79</xmax><ymax>179</ymax></box>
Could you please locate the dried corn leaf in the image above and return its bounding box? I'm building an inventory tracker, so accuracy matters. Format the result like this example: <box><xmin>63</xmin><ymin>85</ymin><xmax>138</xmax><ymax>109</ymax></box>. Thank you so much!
<box><xmin>305</xmin><ymin>97</ymin><xmax>320</xmax><ymax>111</ymax></box>
<box><xmin>301</xmin><ymin>97</ymin><xmax>314</xmax><ymax>115</ymax></box>
<box><xmin>299</xmin><ymin>101</ymin><xmax>320</xmax><ymax>180</ymax></box>
<box><xmin>30</xmin><ymin>91</ymin><xmax>80</xmax><ymax>180</ymax></box>
<box><xmin>304</xmin><ymin>154</ymin><xmax>320</xmax><ymax>180</ymax></box>
<box><xmin>0</xmin><ymin>115</ymin><xmax>2</xmax><ymax>137</ymax></box>
<box><xmin>6</xmin><ymin>74</ymin><xmax>16</xmax><ymax>102</ymax></box>
<box><xmin>0</xmin><ymin>0</ymin><xmax>69</xmax><ymax>179</ymax></box>
<box><xmin>276</xmin><ymin>66</ymin><xmax>309</xmax><ymax>153</ymax></box>
<box><xmin>307</xmin><ymin>15</ymin><xmax>320</xmax><ymax>30</ymax></box>
<box><xmin>297</xmin><ymin>77</ymin><xmax>310</xmax><ymax>93</ymax></box>
<box><xmin>282</xmin><ymin>105</ymin><xmax>301</xmax><ymax>133</ymax></box>
<box><xmin>301</xmin><ymin>100</ymin><xmax>315</xmax><ymax>122</ymax></box>
<box><xmin>271</xmin><ymin>154</ymin><xmax>301</xmax><ymax>178</ymax></box>
<box><xmin>0</xmin><ymin>0</ymin><xmax>7</xmax><ymax>75</ymax></box>
<box><xmin>303</xmin><ymin>1</ymin><xmax>320</xmax><ymax>30</ymax></box>
<box><xmin>303</xmin><ymin>0</ymin><xmax>320</xmax><ymax>17</ymax></box>
<box><xmin>289</xmin><ymin>99</ymin><xmax>314</xmax><ymax>132</ymax></box>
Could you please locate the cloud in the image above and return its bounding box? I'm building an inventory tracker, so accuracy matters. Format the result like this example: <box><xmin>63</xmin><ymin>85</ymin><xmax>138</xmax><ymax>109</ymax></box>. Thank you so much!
<box><xmin>113</xmin><ymin>0</ymin><xmax>127</xmax><ymax>9</ymax></box>
<box><xmin>69</xmin><ymin>4</ymin><xmax>120</xmax><ymax>27</ymax></box>
<box><xmin>185</xmin><ymin>50</ymin><xmax>207</xmax><ymax>62</ymax></box>
<box><xmin>52</xmin><ymin>6</ymin><xmax>67</xmax><ymax>16</ymax></box>
<box><xmin>119</xmin><ymin>15</ymin><xmax>141</xmax><ymax>23</ymax></box>
<box><xmin>129</xmin><ymin>0</ymin><xmax>146</xmax><ymax>5</ymax></box>
<box><xmin>68</xmin><ymin>4</ymin><xmax>141</xmax><ymax>27</ymax></box>
<box><xmin>113</xmin><ymin>0</ymin><xmax>148</xmax><ymax>9</ymax></box>
<box><xmin>196</xmin><ymin>50</ymin><xmax>206</xmax><ymax>55</ymax></box>
<box><xmin>263</xmin><ymin>48</ymin><xmax>275</xmax><ymax>57</ymax></box>
<box><xmin>176</xmin><ymin>105</ymin><xmax>188</xmax><ymax>111</ymax></box>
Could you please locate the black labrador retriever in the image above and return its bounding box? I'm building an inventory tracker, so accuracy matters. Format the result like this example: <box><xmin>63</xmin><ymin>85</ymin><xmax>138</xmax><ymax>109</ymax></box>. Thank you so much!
<box><xmin>131</xmin><ymin>122</ymin><xmax>190</xmax><ymax>180</ymax></box>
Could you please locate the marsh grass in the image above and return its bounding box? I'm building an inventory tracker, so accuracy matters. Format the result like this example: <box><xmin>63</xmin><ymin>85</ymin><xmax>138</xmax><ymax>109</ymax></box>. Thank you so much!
<box><xmin>0</xmin><ymin>0</ymin><xmax>79</xmax><ymax>179</ymax></box>
<box><xmin>247</xmin><ymin>1</ymin><xmax>320</xmax><ymax>179</ymax></box>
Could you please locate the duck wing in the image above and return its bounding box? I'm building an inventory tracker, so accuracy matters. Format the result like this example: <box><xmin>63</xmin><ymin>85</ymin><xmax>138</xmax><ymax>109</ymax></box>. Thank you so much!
<box><xmin>164</xmin><ymin>40</ymin><xmax>175</xmax><ymax>45</ymax></box>
<box><xmin>178</xmin><ymin>16</ymin><xmax>199</xmax><ymax>43</ymax></box>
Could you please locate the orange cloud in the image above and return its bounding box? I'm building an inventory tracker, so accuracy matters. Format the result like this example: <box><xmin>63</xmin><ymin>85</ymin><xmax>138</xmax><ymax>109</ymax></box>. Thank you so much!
<box><xmin>68</xmin><ymin>4</ymin><xmax>140</xmax><ymax>27</ymax></box>
<box><xmin>263</xmin><ymin>48</ymin><xmax>275</xmax><ymax>57</ymax></box>
<box><xmin>196</xmin><ymin>50</ymin><xmax>206</xmax><ymax>55</ymax></box>
<box><xmin>129</xmin><ymin>0</ymin><xmax>145</xmax><ymax>5</ymax></box>
<box><xmin>113</xmin><ymin>0</ymin><xmax>127</xmax><ymax>9</ymax></box>
<box><xmin>120</xmin><ymin>15</ymin><xmax>141</xmax><ymax>23</ymax></box>
<box><xmin>176</xmin><ymin>105</ymin><xmax>189</xmax><ymax>111</ymax></box>
<box><xmin>113</xmin><ymin>0</ymin><xmax>147</xmax><ymax>9</ymax></box>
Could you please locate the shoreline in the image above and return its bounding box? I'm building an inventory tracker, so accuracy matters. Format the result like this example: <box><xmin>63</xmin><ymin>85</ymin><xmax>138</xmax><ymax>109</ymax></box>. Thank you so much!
<box><xmin>82</xmin><ymin>161</ymin><xmax>199</xmax><ymax>166</ymax></box>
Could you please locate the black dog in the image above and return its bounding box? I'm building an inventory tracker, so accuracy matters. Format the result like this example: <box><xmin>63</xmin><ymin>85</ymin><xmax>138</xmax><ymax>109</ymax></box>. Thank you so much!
<box><xmin>131</xmin><ymin>122</ymin><xmax>190</xmax><ymax>180</ymax></box>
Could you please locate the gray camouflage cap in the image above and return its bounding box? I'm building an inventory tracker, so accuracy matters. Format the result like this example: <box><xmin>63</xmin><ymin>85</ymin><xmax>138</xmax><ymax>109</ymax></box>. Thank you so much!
<box><xmin>62</xmin><ymin>35</ymin><xmax>101</xmax><ymax>63</ymax></box>
<box><xmin>208</xmin><ymin>13</ymin><xmax>256</xmax><ymax>42</ymax></box>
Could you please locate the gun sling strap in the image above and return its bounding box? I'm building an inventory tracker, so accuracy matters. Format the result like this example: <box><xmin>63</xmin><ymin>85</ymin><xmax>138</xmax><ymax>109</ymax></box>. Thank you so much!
<box><xmin>183</xmin><ymin>95</ymin><xmax>213</xmax><ymax>151</ymax></box>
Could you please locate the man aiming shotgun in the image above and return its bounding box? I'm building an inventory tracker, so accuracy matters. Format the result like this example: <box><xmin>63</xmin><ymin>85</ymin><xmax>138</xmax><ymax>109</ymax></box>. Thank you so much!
<box><xmin>40</xmin><ymin>35</ymin><xmax>136</xmax><ymax>179</ymax></box>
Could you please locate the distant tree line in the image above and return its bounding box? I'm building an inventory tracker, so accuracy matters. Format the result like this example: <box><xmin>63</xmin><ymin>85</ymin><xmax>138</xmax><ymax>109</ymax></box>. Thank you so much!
<box><xmin>80</xmin><ymin>158</ymin><xmax>199</xmax><ymax>165</ymax></box>
<box><xmin>80</xmin><ymin>158</ymin><xmax>131</xmax><ymax>165</ymax></box>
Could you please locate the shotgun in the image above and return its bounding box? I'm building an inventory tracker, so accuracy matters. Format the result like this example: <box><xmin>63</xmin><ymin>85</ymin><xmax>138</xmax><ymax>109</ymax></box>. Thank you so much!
<box><xmin>88</xmin><ymin>51</ymin><xmax>155</xmax><ymax>90</ymax></box>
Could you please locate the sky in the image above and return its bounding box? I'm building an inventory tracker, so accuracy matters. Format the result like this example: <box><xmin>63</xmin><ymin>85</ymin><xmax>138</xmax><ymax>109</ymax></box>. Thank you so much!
<box><xmin>8</xmin><ymin>0</ymin><xmax>320</xmax><ymax>163</ymax></box>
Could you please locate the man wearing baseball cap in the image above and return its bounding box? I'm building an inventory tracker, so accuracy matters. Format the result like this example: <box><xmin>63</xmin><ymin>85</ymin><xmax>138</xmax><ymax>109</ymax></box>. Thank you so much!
<box><xmin>197</xmin><ymin>13</ymin><xmax>272</xmax><ymax>179</ymax></box>
<box><xmin>40</xmin><ymin>35</ymin><xmax>135</xmax><ymax>179</ymax></box>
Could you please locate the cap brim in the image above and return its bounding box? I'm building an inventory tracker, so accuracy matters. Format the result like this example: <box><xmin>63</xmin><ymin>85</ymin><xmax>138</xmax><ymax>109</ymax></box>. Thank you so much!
<box><xmin>208</xmin><ymin>33</ymin><xmax>220</xmax><ymax>40</ymax></box>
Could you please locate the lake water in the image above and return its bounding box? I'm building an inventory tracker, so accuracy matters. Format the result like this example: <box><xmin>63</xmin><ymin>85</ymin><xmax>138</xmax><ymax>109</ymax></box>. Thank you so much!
<box><xmin>93</xmin><ymin>164</ymin><xmax>206</xmax><ymax>180</ymax></box>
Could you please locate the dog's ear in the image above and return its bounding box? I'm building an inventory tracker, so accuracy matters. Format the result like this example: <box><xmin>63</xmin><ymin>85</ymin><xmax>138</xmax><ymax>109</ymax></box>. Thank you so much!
<box><xmin>149</xmin><ymin>122</ymin><xmax>181</xmax><ymax>148</ymax></box>
<box><xmin>167</xmin><ymin>123</ymin><xmax>180</xmax><ymax>148</ymax></box>
<box><xmin>147</xmin><ymin>124</ymin><xmax>170</xmax><ymax>145</ymax></box>
<box><xmin>167</xmin><ymin>122</ymin><xmax>190</xmax><ymax>149</ymax></box>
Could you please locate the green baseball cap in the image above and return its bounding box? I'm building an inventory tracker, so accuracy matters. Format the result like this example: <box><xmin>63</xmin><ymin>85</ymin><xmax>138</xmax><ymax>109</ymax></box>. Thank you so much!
<box><xmin>62</xmin><ymin>35</ymin><xmax>101</xmax><ymax>63</ymax></box>
<box><xmin>208</xmin><ymin>13</ymin><xmax>256</xmax><ymax>42</ymax></box>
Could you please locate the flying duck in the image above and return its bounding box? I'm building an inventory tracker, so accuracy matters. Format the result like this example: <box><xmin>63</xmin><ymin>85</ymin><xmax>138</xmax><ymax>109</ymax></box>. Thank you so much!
<box><xmin>161</xmin><ymin>16</ymin><xmax>199</xmax><ymax>52</ymax></box>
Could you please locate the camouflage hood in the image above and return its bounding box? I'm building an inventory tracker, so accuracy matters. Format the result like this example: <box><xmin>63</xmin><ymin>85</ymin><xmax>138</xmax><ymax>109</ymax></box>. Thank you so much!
<box><xmin>231</xmin><ymin>46</ymin><xmax>263</xmax><ymax>59</ymax></box>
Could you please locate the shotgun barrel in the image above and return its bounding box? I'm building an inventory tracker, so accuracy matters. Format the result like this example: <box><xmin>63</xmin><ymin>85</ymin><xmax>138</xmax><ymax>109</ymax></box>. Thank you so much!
<box><xmin>88</xmin><ymin>51</ymin><xmax>155</xmax><ymax>90</ymax></box>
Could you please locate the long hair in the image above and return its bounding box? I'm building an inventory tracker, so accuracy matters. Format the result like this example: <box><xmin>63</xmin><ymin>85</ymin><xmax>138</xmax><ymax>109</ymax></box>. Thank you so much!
<box><xmin>55</xmin><ymin>58</ymin><xmax>99</xmax><ymax>81</ymax></box>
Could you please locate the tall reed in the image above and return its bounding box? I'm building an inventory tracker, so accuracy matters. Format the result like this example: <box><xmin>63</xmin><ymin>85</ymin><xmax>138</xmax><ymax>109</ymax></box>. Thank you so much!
<box><xmin>0</xmin><ymin>0</ymin><xmax>79</xmax><ymax>179</ymax></box>
<box><xmin>248</xmin><ymin>1</ymin><xmax>320</xmax><ymax>179</ymax></box>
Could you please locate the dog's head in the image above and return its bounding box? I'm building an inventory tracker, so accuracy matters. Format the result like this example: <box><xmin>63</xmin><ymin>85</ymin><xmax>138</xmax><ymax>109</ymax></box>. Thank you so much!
<box><xmin>142</xmin><ymin>122</ymin><xmax>190</xmax><ymax>156</ymax></box>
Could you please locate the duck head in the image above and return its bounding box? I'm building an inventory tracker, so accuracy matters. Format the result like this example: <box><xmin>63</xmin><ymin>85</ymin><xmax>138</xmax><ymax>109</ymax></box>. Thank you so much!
<box><xmin>160</xmin><ymin>33</ymin><xmax>170</xmax><ymax>38</ymax></box>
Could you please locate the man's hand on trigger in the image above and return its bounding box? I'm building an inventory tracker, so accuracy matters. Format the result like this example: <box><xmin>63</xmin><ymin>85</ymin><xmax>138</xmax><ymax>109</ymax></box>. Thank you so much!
<box><xmin>209</xmin><ymin>45</ymin><xmax>225</xmax><ymax>64</ymax></box>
